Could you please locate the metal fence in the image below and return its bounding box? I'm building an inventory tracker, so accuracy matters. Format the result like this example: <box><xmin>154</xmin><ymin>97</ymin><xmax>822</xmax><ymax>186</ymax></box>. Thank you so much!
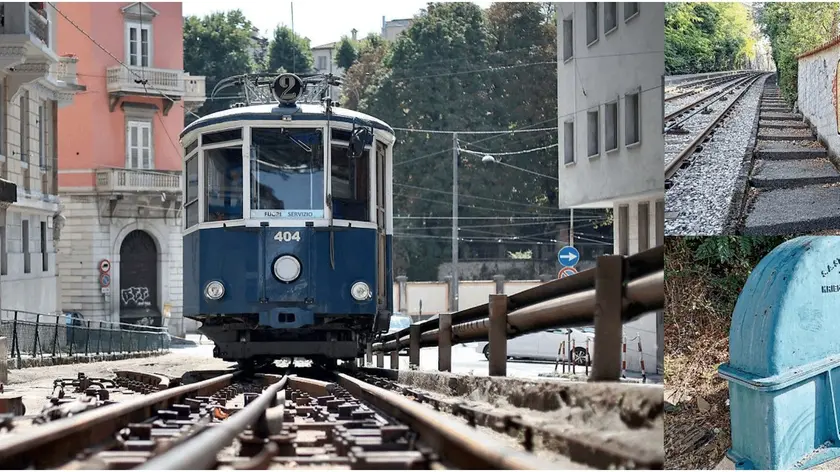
<box><xmin>366</xmin><ymin>247</ymin><xmax>664</xmax><ymax>380</ymax></box>
<box><xmin>0</xmin><ymin>309</ymin><xmax>170</xmax><ymax>364</ymax></box>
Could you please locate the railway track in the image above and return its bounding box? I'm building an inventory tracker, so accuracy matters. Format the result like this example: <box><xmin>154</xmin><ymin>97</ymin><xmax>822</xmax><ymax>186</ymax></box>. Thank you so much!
<box><xmin>664</xmin><ymin>71</ymin><xmax>751</xmax><ymax>104</ymax></box>
<box><xmin>0</xmin><ymin>366</ymin><xmax>573</xmax><ymax>470</ymax></box>
<box><xmin>664</xmin><ymin>72</ymin><xmax>766</xmax><ymax>184</ymax></box>
<box><xmin>737</xmin><ymin>76</ymin><xmax>840</xmax><ymax>234</ymax></box>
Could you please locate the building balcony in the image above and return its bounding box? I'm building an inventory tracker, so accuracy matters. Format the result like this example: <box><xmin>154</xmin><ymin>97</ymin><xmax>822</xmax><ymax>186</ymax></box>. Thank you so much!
<box><xmin>95</xmin><ymin>168</ymin><xmax>182</xmax><ymax>194</ymax></box>
<box><xmin>106</xmin><ymin>65</ymin><xmax>206</xmax><ymax>114</ymax></box>
<box><xmin>0</xmin><ymin>3</ymin><xmax>59</xmax><ymax>71</ymax></box>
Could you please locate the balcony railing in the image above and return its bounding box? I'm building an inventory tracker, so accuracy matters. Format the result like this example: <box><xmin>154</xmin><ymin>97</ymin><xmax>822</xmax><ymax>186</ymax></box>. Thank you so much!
<box><xmin>183</xmin><ymin>74</ymin><xmax>206</xmax><ymax>103</ymax></box>
<box><xmin>107</xmin><ymin>65</ymin><xmax>185</xmax><ymax>97</ymax></box>
<box><xmin>54</xmin><ymin>56</ymin><xmax>78</xmax><ymax>85</ymax></box>
<box><xmin>95</xmin><ymin>168</ymin><xmax>182</xmax><ymax>193</ymax></box>
<box><xmin>27</xmin><ymin>5</ymin><xmax>48</xmax><ymax>45</ymax></box>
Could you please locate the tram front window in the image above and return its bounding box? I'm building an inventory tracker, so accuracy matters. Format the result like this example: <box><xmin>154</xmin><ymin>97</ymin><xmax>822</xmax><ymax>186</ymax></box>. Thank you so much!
<box><xmin>250</xmin><ymin>128</ymin><xmax>325</xmax><ymax>218</ymax></box>
<box><xmin>205</xmin><ymin>146</ymin><xmax>244</xmax><ymax>221</ymax></box>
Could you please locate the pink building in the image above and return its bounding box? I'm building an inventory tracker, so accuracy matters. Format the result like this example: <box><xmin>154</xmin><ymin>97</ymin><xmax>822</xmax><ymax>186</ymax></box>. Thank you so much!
<box><xmin>55</xmin><ymin>2</ymin><xmax>205</xmax><ymax>332</ymax></box>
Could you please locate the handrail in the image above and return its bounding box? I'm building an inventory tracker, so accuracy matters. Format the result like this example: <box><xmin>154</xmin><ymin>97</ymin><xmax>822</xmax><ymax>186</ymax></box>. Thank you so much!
<box><xmin>369</xmin><ymin>246</ymin><xmax>664</xmax><ymax>381</ymax></box>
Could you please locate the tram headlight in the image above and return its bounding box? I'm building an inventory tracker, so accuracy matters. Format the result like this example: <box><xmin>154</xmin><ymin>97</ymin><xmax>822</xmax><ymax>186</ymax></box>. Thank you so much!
<box><xmin>351</xmin><ymin>281</ymin><xmax>371</xmax><ymax>301</ymax></box>
<box><xmin>273</xmin><ymin>255</ymin><xmax>302</xmax><ymax>282</ymax></box>
<box><xmin>204</xmin><ymin>280</ymin><xmax>225</xmax><ymax>300</ymax></box>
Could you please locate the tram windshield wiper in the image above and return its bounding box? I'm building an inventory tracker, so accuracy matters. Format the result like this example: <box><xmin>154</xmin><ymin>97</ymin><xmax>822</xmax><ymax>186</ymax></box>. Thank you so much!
<box><xmin>281</xmin><ymin>129</ymin><xmax>312</xmax><ymax>153</ymax></box>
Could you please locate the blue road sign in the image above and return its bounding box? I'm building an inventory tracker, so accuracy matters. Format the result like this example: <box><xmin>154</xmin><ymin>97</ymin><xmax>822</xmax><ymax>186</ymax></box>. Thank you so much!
<box><xmin>557</xmin><ymin>245</ymin><xmax>580</xmax><ymax>267</ymax></box>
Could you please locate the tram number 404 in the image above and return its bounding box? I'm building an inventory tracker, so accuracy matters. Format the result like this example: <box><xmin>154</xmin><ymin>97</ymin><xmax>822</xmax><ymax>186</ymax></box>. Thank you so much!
<box><xmin>274</xmin><ymin>231</ymin><xmax>301</xmax><ymax>242</ymax></box>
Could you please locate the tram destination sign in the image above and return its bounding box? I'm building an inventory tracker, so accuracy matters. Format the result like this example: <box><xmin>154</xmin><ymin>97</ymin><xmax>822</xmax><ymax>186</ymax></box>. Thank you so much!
<box><xmin>251</xmin><ymin>210</ymin><xmax>325</xmax><ymax>219</ymax></box>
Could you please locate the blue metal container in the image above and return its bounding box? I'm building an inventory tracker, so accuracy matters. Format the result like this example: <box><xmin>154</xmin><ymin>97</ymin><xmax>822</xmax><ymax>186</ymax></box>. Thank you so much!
<box><xmin>718</xmin><ymin>236</ymin><xmax>840</xmax><ymax>470</ymax></box>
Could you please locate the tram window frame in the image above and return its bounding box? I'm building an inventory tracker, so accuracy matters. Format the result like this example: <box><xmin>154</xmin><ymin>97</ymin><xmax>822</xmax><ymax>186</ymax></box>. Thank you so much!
<box><xmin>250</xmin><ymin>127</ymin><xmax>325</xmax><ymax>218</ymax></box>
<box><xmin>330</xmin><ymin>128</ymin><xmax>371</xmax><ymax>223</ymax></box>
<box><xmin>204</xmin><ymin>146</ymin><xmax>245</xmax><ymax>222</ymax></box>
<box><xmin>184</xmin><ymin>153</ymin><xmax>199</xmax><ymax>228</ymax></box>
<box><xmin>202</xmin><ymin>128</ymin><xmax>242</xmax><ymax>145</ymax></box>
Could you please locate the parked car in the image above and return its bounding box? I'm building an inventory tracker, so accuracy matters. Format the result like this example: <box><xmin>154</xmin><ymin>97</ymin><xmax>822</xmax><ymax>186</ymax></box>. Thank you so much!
<box><xmin>474</xmin><ymin>327</ymin><xmax>595</xmax><ymax>365</ymax></box>
<box><xmin>387</xmin><ymin>313</ymin><xmax>412</xmax><ymax>334</ymax></box>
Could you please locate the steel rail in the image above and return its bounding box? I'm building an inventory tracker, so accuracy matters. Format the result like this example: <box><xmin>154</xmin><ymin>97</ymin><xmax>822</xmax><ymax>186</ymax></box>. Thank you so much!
<box><xmin>138</xmin><ymin>374</ymin><xmax>289</xmax><ymax>470</ymax></box>
<box><xmin>664</xmin><ymin>71</ymin><xmax>750</xmax><ymax>103</ymax></box>
<box><xmin>664</xmin><ymin>72</ymin><xmax>759</xmax><ymax>124</ymax></box>
<box><xmin>333</xmin><ymin>372</ymin><xmax>558</xmax><ymax>469</ymax></box>
<box><xmin>0</xmin><ymin>371</ymin><xmax>238</xmax><ymax>469</ymax></box>
<box><xmin>665</xmin><ymin>73</ymin><xmax>768</xmax><ymax>181</ymax></box>
<box><xmin>374</xmin><ymin>269</ymin><xmax>663</xmax><ymax>352</ymax></box>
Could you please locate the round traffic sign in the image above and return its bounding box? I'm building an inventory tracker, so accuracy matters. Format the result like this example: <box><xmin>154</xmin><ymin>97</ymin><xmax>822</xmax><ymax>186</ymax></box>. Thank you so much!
<box><xmin>99</xmin><ymin>259</ymin><xmax>111</xmax><ymax>273</ymax></box>
<box><xmin>558</xmin><ymin>267</ymin><xmax>578</xmax><ymax>279</ymax></box>
<box><xmin>100</xmin><ymin>273</ymin><xmax>111</xmax><ymax>287</ymax></box>
<box><xmin>557</xmin><ymin>245</ymin><xmax>580</xmax><ymax>268</ymax></box>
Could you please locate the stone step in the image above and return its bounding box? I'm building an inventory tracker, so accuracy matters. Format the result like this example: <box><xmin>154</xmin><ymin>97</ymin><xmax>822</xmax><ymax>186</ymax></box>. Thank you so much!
<box><xmin>743</xmin><ymin>184</ymin><xmax>840</xmax><ymax>235</ymax></box>
<box><xmin>750</xmin><ymin>158</ymin><xmax>840</xmax><ymax>189</ymax></box>
<box><xmin>760</xmin><ymin>107</ymin><xmax>790</xmax><ymax>113</ymax></box>
<box><xmin>759</xmin><ymin>121</ymin><xmax>808</xmax><ymax>129</ymax></box>
<box><xmin>761</xmin><ymin>112</ymin><xmax>803</xmax><ymax>121</ymax></box>
<box><xmin>755</xmin><ymin>148</ymin><xmax>827</xmax><ymax>160</ymax></box>
<box><xmin>756</xmin><ymin>133</ymin><xmax>816</xmax><ymax>141</ymax></box>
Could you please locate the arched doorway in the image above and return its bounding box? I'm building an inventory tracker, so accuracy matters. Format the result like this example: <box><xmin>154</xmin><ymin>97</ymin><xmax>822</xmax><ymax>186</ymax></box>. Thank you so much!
<box><xmin>119</xmin><ymin>230</ymin><xmax>159</xmax><ymax>326</ymax></box>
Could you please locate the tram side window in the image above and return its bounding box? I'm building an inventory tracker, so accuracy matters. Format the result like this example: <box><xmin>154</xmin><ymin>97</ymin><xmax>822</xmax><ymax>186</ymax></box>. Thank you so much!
<box><xmin>205</xmin><ymin>147</ymin><xmax>244</xmax><ymax>221</ymax></box>
<box><xmin>331</xmin><ymin>138</ymin><xmax>370</xmax><ymax>222</ymax></box>
<box><xmin>184</xmin><ymin>156</ymin><xmax>199</xmax><ymax>227</ymax></box>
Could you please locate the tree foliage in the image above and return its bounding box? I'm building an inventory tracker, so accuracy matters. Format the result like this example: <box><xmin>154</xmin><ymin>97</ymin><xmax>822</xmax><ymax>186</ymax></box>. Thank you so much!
<box><xmin>268</xmin><ymin>26</ymin><xmax>313</xmax><ymax>74</ymax></box>
<box><xmin>183</xmin><ymin>10</ymin><xmax>257</xmax><ymax>122</ymax></box>
<box><xmin>758</xmin><ymin>2</ymin><xmax>839</xmax><ymax>103</ymax></box>
<box><xmin>346</xmin><ymin>2</ymin><xmax>608</xmax><ymax>280</ymax></box>
<box><xmin>335</xmin><ymin>36</ymin><xmax>358</xmax><ymax>70</ymax></box>
<box><xmin>665</xmin><ymin>2</ymin><xmax>756</xmax><ymax>75</ymax></box>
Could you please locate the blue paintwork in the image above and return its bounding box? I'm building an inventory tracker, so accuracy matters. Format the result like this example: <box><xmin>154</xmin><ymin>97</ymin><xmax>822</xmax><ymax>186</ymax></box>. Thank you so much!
<box><xmin>557</xmin><ymin>245</ymin><xmax>580</xmax><ymax>267</ymax></box>
<box><xmin>184</xmin><ymin>225</ymin><xmax>383</xmax><ymax>328</ymax></box>
<box><xmin>181</xmin><ymin>103</ymin><xmax>395</xmax><ymax>139</ymax></box>
<box><xmin>718</xmin><ymin>236</ymin><xmax>840</xmax><ymax>470</ymax></box>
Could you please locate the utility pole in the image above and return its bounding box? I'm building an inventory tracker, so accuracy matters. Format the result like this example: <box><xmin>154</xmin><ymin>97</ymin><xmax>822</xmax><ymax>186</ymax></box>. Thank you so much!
<box><xmin>452</xmin><ymin>132</ymin><xmax>459</xmax><ymax>312</ymax></box>
<box><xmin>569</xmin><ymin>208</ymin><xmax>574</xmax><ymax>248</ymax></box>
<box><xmin>291</xmin><ymin>2</ymin><xmax>295</xmax><ymax>73</ymax></box>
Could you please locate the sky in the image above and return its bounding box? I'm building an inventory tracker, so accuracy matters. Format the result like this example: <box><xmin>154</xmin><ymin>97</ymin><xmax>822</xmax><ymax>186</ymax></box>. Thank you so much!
<box><xmin>182</xmin><ymin>0</ymin><xmax>494</xmax><ymax>48</ymax></box>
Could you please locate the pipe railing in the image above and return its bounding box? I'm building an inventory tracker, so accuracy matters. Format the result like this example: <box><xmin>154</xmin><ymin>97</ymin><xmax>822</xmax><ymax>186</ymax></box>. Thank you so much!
<box><xmin>366</xmin><ymin>246</ymin><xmax>664</xmax><ymax>380</ymax></box>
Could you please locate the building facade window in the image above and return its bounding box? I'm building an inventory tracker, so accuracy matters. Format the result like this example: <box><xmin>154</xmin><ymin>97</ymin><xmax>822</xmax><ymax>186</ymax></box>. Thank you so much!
<box><xmin>38</xmin><ymin>103</ymin><xmax>46</xmax><ymax>168</ymax></box>
<box><xmin>624</xmin><ymin>2</ymin><xmax>639</xmax><ymax>22</ymax></box>
<box><xmin>0</xmin><ymin>216</ymin><xmax>6</xmax><ymax>276</ymax></box>
<box><xmin>125</xmin><ymin>21</ymin><xmax>151</xmax><ymax>67</ymax></box>
<box><xmin>126</xmin><ymin>120</ymin><xmax>152</xmax><ymax>169</ymax></box>
<box><xmin>317</xmin><ymin>55</ymin><xmax>327</xmax><ymax>70</ymax></box>
<box><xmin>587</xmin><ymin>108</ymin><xmax>599</xmax><ymax>158</ymax></box>
<box><xmin>617</xmin><ymin>204</ymin><xmax>629</xmax><ymax>256</ymax></box>
<box><xmin>19</xmin><ymin>92</ymin><xmax>29</xmax><ymax>163</ymax></box>
<box><xmin>563</xmin><ymin>121</ymin><xmax>575</xmax><ymax>165</ymax></box>
<box><xmin>22</xmin><ymin>219</ymin><xmax>29</xmax><ymax>274</ymax></box>
<box><xmin>625</xmin><ymin>92</ymin><xmax>640</xmax><ymax>146</ymax></box>
<box><xmin>605</xmin><ymin>101</ymin><xmax>618</xmax><ymax>151</ymax></box>
<box><xmin>604</xmin><ymin>3</ymin><xmax>618</xmax><ymax>34</ymax></box>
<box><xmin>586</xmin><ymin>3</ymin><xmax>598</xmax><ymax>46</ymax></box>
<box><xmin>638</xmin><ymin>201</ymin><xmax>649</xmax><ymax>251</ymax></box>
<box><xmin>562</xmin><ymin>16</ymin><xmax>573</xmax><ymax>61</ymax></box>
<box><xmin>40</xmin><ymin>220</ymin><xmax>47</xmax><ymax>272</ymax></box>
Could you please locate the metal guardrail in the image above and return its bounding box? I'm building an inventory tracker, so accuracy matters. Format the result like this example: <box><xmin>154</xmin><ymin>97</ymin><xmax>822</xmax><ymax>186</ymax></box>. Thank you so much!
<box><xmin>0</xmin><ymin>309</ymin><xmax>170</xmax><ymax>364</ymax></box>
<box><xmin>368</xmin><ymin>246</ymin><xmax>664</xmax><ymax>380</ymax></box>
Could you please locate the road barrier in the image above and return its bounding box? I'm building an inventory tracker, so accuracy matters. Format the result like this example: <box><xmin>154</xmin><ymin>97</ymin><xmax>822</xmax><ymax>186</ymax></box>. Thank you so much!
<box><xmin>0</xmin><ymin>309</ymin><xmax>170</xmax><ymax>366</ymax></box>
<box><xmin>368</xmin><ymin>247</ymin><xmax>663</xmax><ymax>381</ymax></box>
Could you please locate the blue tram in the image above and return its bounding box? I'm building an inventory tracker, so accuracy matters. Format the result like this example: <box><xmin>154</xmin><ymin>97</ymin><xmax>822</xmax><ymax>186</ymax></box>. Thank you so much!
<box><xmin>179</xmin><ymin>73</ymin><xmax>395</xmax><ymax>366</ymax></box>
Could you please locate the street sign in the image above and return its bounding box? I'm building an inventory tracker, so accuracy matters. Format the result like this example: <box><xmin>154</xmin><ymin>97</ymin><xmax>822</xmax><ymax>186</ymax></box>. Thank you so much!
<box><xmin>100</xmin><ymin>273</ymin><xmax>111</xmax><ymax>287</ymax></box>
<box><xmin>99</xmin><ymin>259</ymin><xmax>111</xmax><ymax>273</ymax></box>
<box><xmin>557</xmin><ymin>246</ymin><xmax>580</xmax><ymax>268</ymax></box>
<box><xmin>558</xmin><ymin>267</ymin><xmax>578</xmax><ymax>279</ymax></box>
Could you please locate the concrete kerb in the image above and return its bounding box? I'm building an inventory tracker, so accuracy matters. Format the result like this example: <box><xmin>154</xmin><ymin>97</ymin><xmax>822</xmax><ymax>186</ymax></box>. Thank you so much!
<box><xmin>724</xmin><ymin>73</ymin><xmax>769</xmax><ymax>234</ymax></box>
<box><xmin>6</xmin><ymin>349</ymin><xmax>169</xmax><ymax>370</ymax></box>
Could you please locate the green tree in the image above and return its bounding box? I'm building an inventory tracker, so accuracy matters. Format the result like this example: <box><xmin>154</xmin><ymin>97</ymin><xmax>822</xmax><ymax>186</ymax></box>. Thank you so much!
<box><xmin>183</xmin><ymin>10</ymin><xmax>257</xmax><ymax>122</ymax></box>
<box><xmin>341</xmin><ymin>37</ymin><xmax>390</xmax><ymax>110</ymax></box>
<box><xmin>335</xmin><ymin>36</ymin><xmax>358</xmax><ymax>70</ymax></box>
<box><xmin>268</xmin><ymin>26</ymin><xmax>313</xmax><ymax>74</ymax></box>
<box><xmin>759</xmin><ymin>2</ymin><xmax>839</xmax><ymax>103</ymax></box>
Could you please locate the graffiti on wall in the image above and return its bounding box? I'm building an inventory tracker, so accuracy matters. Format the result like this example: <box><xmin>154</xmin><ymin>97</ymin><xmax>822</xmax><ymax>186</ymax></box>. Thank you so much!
<box><xmin>121</xmin><ymin>286</ymin><xmax>152</xmax><ymax>307</ymax></box>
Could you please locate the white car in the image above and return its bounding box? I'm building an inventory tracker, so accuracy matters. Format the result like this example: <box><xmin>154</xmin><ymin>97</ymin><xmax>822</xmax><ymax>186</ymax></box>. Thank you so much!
<box><xmin>474</xmin><ymin>327</ymin><xmax>595</xmax><ymax>365</ymax></box>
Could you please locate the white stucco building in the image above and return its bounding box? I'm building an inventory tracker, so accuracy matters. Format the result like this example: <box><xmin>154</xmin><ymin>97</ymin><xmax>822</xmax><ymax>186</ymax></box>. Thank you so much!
<box><xmin>381</xmin><ymin>17</ymin><xmax>412</xmax><ymax>42</ymax></box>
<box><xmin>555</xmin><ymin>2</ymin><xmax>665</xmax><ymax>374</ymax></box>
<box><xmin>0</xmin><ymin>2</ymin><xmax>84</xmax><ymax>316</ymax></box>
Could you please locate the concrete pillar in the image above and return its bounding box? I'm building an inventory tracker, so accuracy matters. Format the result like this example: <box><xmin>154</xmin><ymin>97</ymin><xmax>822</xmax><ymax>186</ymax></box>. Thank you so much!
<box><xmin>591</xmin><ymin>255</ymin><xmax>624</xmax><ymax>381</ymax></box>
<box><xmin>493</xmin><ymin>275</ymin><xmax>505</xmax><ymax>294</ymax></box>
<box><xmin>396</xmin><ymin>276</ymin><xmax>408</xmax><ymax>313</ymax></box>
<box><xmin>438</xmin><ymin>312</ymin><xmax>452</xmax><ymax>372</ymax></box>
<box><xmin>488</xmin><ymin>294</ymin><xmax>508</xmax><ymax>377</ymax></box>
<box><xmin>409</xmin><ymin>324</ymin><xmax>420</xmax><ymax>369</ymax></box>
<box><xmin>376</xmin><ymin>350</ymin><xmax>384</xmax><ymax>368</ymax></box>
<box><xmin>390</xmin><ymin>349</ymin><xmax>399</xmax><ymax>370</ymax></box>
<box><xmin>0</xmin><ymin>337</ymin><xmax>7</xmax><ymax>384</ymax></box>
<box><xmin>444</xmin><ymin>275</ymin><xmax>455</xmax><ymax>312</ymax></box>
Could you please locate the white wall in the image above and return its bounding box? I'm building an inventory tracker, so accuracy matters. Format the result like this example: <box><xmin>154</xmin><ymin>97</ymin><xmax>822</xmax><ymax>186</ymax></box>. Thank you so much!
<box><xmin>798</xmin><ymin>43</ymin><xmax>840</xmax><ymax>157</ymax></box>
<box><xmin>556</xmin><ymin>2</ymin><xmax>664</xmax><ymax>208</ymax></box>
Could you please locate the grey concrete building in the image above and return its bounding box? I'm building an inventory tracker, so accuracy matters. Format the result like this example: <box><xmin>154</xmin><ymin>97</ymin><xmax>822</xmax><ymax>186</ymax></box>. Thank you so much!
<box><xmin>555</xmin><ymin>2</ymin><xmax>665</xmax><ymax>374</ymax></box>
<box><xmin>0</xmin><ymin>2</ymin><xmax>84</xmax><ymax>316</ymax></box>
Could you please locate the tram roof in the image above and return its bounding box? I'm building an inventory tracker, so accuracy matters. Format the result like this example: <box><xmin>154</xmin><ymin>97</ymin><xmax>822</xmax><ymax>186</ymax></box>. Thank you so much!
<box><xmin>180</xmin><ymin>103</ymin><xmax>395</xmax><ymax>139</ymax></box>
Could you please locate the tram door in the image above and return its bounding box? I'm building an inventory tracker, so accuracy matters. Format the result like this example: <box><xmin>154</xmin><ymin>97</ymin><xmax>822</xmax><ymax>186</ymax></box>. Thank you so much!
<box><xmin>375</xmin><ymin>141</ymin><xmax>387</xmax><ymax>309</ymax></box>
